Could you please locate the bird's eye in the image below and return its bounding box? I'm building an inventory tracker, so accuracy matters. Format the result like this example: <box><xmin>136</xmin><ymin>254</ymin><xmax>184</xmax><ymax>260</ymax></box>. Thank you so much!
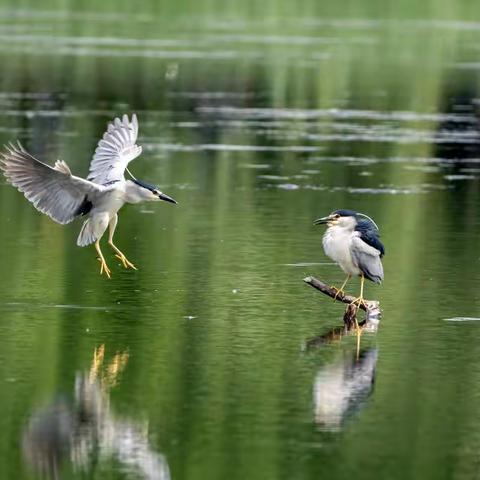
<box><xmin>153</xmin><ymin>190</ymin><xmax>158</xmax><ymax>195</ymax></box>
<box><xmin>334</xmin><ymin>214</ymin><xmax>340</xmax><ymax>219</ymax></box>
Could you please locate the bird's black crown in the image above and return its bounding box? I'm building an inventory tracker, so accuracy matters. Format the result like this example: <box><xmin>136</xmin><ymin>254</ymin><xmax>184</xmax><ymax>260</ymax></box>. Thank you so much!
<box><xmin>332</xmin><ymin>209</ymin><xmax>358</xmax><ymax>217</ymax></box>
<box><xmin>133</xmin><ymin>178</ymin><xmax>158</xmax><ymax>192</ymax></box>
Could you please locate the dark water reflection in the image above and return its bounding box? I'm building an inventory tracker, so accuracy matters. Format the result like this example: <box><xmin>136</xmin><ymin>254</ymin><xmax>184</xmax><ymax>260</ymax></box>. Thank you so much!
<box><xmin>1</xmin><ymin>3</ymin><xmax>480</xmax><ymax>480</ymax></box>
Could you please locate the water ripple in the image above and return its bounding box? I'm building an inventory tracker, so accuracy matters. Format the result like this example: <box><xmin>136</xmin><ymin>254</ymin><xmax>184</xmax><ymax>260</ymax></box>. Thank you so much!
<box><xmin>150</xmin><ymin>143</ymin><xmax>325</xmax><ymax>152</ymax></box>
<box><xmin>444</xmin><ymin>317</ymin><xmax>480</xmax><ymax>322</ymax></box>
<box><xmin>197</xmin><ymin>106</ymin><xmax>477</xmax><ymax>124</ymax></box>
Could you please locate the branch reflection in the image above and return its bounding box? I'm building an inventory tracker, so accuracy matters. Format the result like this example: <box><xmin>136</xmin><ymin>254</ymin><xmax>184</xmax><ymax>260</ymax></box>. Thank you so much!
<box><xmin>22</xmin><ymin>345</ymin><xmax>170</xmax><ymax>480</ymax></box>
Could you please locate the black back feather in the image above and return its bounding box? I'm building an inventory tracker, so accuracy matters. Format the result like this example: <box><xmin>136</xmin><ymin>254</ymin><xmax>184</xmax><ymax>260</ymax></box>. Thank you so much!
<box><xmin>355</xmin><ymin>219</ymin><xmax>385</xmax><ymax>257</ymax></box>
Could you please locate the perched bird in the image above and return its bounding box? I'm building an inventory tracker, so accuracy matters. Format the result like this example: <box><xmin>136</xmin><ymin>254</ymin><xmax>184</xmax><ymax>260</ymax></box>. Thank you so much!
<box><xmin>0</xmin><ymin>114</ymin><xmax>177</xmax><ymax>278</ymax></box>
<box><xmin>314</xmin><ymin>209</ymin><xmax>384</xmax><ymax>307</ymax></box>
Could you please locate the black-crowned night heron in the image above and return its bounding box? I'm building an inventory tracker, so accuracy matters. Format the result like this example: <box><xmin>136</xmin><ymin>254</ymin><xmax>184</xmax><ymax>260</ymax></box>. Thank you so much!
<box><xmin>0</xmin><ymin>114</ymin><xmax>176</xmax><ymax>278</ymax></box>
<box><xmin>314</xmin><ymin>209</ymin><xmax>385</xmax><ymax>308</ymax></box>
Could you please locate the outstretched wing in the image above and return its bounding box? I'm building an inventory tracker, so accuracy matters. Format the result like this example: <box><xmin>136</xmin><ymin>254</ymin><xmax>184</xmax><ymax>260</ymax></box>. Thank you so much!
<box><xmin>88</xmin><ymin>113</ymin><xmax>142</xmax><ymax>185</ymax></box>
<box><xmin>1</xmin><ymin>142</ymin><xmax>104</xmax><ymax>225</ymax></box>
<box><xmin>350</xmin><ymin>226</ymin><xmax>385</xmax><ymax>283</ymax></box>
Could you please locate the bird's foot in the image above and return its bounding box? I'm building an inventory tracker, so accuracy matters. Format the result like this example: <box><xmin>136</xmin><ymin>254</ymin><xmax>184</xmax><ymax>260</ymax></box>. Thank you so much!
<box><xmin>332</xmin><ymin>286</ymin><xmax>345</xmax><ymax>301</ymax></box>
<box><xmin>350</xmin><ymin>296</ymin><xmax>368</xmax><ymax>310</ymax></box>
<box><xmin>97</xmin><ymin>257</ymin><xmax>111</xmax><ymax>279</ymax></box>
<box><xmin>115</xmin><ymin>253</ymin><xmax>137</xmax><ymax>270</ymax></box>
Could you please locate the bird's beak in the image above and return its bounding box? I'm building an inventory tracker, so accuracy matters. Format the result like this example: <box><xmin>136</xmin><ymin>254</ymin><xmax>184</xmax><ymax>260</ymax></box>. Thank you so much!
<box><xmin>313</xmin><ymin>215</ymin><xmax>331</xmax><ymax>225</ymax></box>
<box><xmin>158</xmin><ymin>192</ymin><xmax>177</xmax><ymax>204</ymax></box>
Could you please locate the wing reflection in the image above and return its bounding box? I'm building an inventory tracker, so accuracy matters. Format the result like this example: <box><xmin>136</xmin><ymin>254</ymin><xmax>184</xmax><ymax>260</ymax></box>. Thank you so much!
<box><xmin>22</xmin><ymin>345</ymin><xmax>170</xmax><ymax>480</ymax></box>
<box><xmin>313</xmin><ymin>348</ymin><xmax>378</xmax><ymax>431</ymax></box>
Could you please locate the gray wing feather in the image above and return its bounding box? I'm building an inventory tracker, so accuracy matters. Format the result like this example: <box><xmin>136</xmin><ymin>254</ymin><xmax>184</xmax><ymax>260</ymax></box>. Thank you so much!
<box><xmin>350</xmin><ymin>235</ymin><xmax>384</xmax><ymax>284</ymax></box>
<box><xmin>1</xmin><ymin>142</ymin><xmax>103</xmax><ymax>225</ymax></box>
<box><xmin>88</xmin><ymin>113</ymin><xmax>142</xmax><ymax>185</ymax></box>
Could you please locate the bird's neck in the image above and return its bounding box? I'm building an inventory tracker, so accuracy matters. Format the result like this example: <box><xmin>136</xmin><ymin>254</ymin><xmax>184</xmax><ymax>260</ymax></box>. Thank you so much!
<box><xmin>325</xmin><ymin>225</ymin><xmax>354</xmax><ymax>237</ymax></box>
<box><xmin>124</xmin><ymin>180</ymin><xmax>147</xmax><ymax>204</ymax></box>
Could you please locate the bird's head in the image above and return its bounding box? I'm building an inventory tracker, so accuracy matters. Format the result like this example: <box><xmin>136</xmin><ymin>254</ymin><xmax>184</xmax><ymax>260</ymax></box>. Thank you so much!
<box><xmin>314</xmin><ymin>209</ymin><xmax>378</xmax><ymax>231</ymax></box>
<box><xmin>133</xmin><ymin>178</ymin><xmax>177</xmax><ymax>204</ymax></box>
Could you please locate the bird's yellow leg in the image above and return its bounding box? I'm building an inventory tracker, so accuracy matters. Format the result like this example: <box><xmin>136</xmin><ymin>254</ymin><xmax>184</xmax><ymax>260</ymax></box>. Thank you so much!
<box><xmin>350</xmin><ymin>274</ymin><xmax>367</xmax><ymax>343</ymax></box>
<box><xmin>350</xmin><ymin>274</ymin><xmax>368</xmax><ymax>309</ymax></box>
<box><xmin>107</xmin><ymin>214</ymin><xmax>137</xmax><ymax>270</ymax></box>
<box><xmin>333</xmin><ymin>274</ymin><xmax>351</xmax><ymax>301</ymax></box>
<box><xmin>95</xmin><ymin>240</ymin><xmax>111</xmax><ymax>279</ymax></box>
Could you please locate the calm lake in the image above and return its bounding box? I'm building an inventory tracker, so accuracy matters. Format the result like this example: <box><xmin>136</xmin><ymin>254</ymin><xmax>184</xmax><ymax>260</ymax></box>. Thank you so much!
<box><xmin>1</xmin><ymin>3</ymin><xmax>480</xmax><ymax>479</ymax></box>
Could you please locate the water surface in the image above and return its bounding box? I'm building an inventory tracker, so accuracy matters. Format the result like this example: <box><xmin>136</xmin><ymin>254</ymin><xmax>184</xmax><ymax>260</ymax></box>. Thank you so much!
<box><xmin>1</xmin><ymin>3</ymin><xmax>480</xmax><ymax>479</ymax></box>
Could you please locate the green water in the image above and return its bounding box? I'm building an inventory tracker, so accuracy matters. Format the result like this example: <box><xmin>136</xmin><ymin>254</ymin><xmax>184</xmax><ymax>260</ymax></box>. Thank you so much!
<box><xmin>1</xmin><ymin>2</ymin><xmax>480</xmax><ymax>479</ymax></box>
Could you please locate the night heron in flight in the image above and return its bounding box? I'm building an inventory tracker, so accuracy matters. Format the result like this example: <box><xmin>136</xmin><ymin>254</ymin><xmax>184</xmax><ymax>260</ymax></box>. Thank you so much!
<box><xmin>314</xmin><ymin>210</ymin><xmax>384</xmax><ymax>307</ymax></box>
<box><xmin>0</xmin><ymin>114</ymin><xmax>177</xmax><ymax>278</ymax></box>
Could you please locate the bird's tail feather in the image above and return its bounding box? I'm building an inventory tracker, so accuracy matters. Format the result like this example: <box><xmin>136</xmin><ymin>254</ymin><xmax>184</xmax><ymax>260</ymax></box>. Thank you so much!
<box><xmin>77</xmin><ymin>213</ymin><xmax>110</xmax><ymax>247</ymax></box>
<box><xmin>77</xmin><ymin>217</ymin><xmax>104</xmax><ymax>246</ymax></box>
<box><xmin>77</xmin><ymin>219</ymin><xmax>95</xmax><ymax>246</ymax></box>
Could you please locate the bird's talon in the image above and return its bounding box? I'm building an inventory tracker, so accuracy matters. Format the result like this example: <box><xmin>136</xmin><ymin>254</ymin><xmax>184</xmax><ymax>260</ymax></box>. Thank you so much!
<box><xmin>333</xmin><ymin>288</ymin><xmax>345</xmax><ymax>301</ymax></box>
<box><xmin>97</xmin><ymin>256</ymin><xmax>111</xmax><ymax>278</ymax></box>
<box><xmin>350</xmin><ymin>297</ymin><xmax>368</xmax><ymax>309</ymax></box>
<box><xmin>115</xmin><ymin>253</ymin><xmax>137</xmax><ymax>270</ymax></box>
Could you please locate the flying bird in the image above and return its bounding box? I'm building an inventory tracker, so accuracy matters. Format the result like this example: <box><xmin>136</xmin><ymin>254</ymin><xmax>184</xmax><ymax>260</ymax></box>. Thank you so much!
<box><xmin>314</xmin><ymin>209</ymin><xmax>384</xmax><ymax>308</ymax></box>
<box><xmin>0</xmin><ymin>114</ymin><xmax>177</xmax><ymax>278</ymax></box>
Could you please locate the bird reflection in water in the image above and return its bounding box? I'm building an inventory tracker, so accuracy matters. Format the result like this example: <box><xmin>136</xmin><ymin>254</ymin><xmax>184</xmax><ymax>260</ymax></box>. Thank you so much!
<box><xmin>313</xmin><ymin>347</ymin><xmax>378</xmax><ymax>431</ymax></box>
<box><xmin>22</xmin><ymin>345</ymin><xmax>170</xmax><ymax>480</ymax></box>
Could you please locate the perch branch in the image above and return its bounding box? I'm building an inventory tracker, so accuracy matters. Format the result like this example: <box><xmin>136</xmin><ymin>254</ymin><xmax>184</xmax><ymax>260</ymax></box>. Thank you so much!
<box><xmin>303</xmin><ymin>276</ymin><xmax>370</xmax><ymax>310</ymax></box>
<box><xmin>303</xmin><ymin>276</ymin><xmax>381</xmax><ymax>334</ymax></box>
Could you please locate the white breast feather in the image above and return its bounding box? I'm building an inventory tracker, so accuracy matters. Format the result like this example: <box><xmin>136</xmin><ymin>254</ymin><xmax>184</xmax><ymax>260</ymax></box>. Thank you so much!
<box><xmin>322</xmin><ymin>226</ymin><xmax>361</xmax><ymax>276</ymax></box>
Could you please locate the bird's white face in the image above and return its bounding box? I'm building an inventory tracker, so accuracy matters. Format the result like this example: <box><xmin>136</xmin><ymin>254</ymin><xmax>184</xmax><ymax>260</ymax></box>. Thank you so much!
<box><xmin>335</xmin><ymin>215</ymin><xmax>357</xmax><ymax>230</ymax></box>
<box><xmin>133</xmin><ymin>186</ymin><xmax>157</xmax><ymax>201</ymax></box>
<box><xmin>147</xmin><ymin>188</ymin><xmax>162</xmax><ymax>201</ymax></box>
